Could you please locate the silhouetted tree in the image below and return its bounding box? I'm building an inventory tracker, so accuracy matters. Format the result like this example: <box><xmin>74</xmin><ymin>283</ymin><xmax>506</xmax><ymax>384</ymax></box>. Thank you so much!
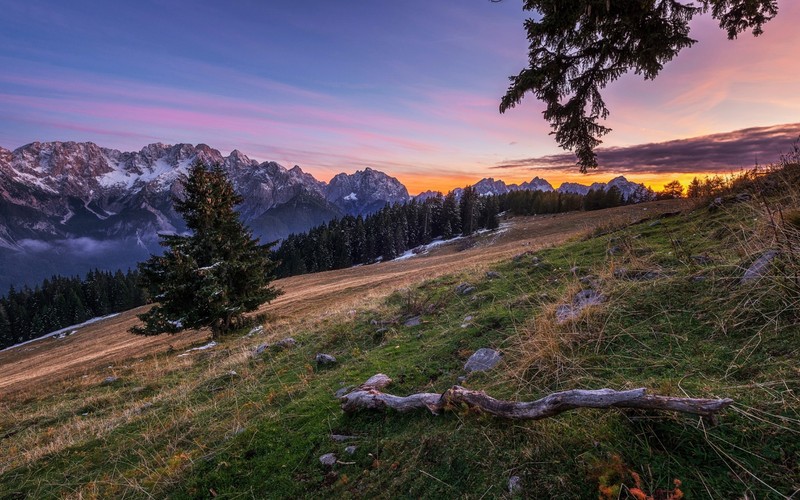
<box><xmin>499</xmin><ymin>0</ymin><xmax>778</xmax><ymax>171</ymax></box>
<box><xmin>659</xmin><ymin>180</ymin><xmax>685</xmax><ymax>199</ymax></box>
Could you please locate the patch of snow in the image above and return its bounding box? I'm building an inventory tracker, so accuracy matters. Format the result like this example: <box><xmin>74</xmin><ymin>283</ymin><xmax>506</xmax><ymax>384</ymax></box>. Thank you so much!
<box><xmin>83</xmin><ymin>199</ymin><xmax>109</xmax><ymax>220</ymax></box>
<box><xmin>197</xmin><ymin>262</ymin><xmax>222</xmax><ymax>271</ymax></box>
<box><xmin>392</xmin><ymin>223</ymin><xmax>511</xmax><ymax>262</ymax></box>
<box><xmin>11</xmin><ymin>171</ymin><xmax>58</xmax><ymax>193</ymax></box>
<box><xmin>0</xmin><ymin>314</ymin><xmax>120</xmax><ymax>352</ymax></box>
<box><xmin>344</xmin><ymin>192</ymin><xmax>358</xmax><ymax>201</ymax></box>
<box><xmin>177</xmin><ymin>341</ymin><xmax>218</xmax><ymax>357</ymax></box>
<box><xmin>60</xmin><ymin>208</ymin><xmax>74</xmax><ymax>225</ymax></box>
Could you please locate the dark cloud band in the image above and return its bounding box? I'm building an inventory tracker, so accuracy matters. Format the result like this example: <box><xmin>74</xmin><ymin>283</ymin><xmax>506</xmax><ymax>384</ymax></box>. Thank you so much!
<box><xmin>493</xmin><ymin>123</ymin><xmax>800</xmax><ymax>174</ymax></box>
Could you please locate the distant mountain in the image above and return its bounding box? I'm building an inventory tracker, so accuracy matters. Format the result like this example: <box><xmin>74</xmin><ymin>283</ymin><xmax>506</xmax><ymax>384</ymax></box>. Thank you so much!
<box><xmin>325</xmin><ymin>167</ymin><xmax>410</xmax><ymax>215</ymax></box>
<box><xmin>0</xmin><ymin>142</ymin><xmax>403</xmax><ymax>289</ymax></box>
<box><xmin>557</xmin><ymin>175</ymin><xmax>650</xmax><ymax>201</ymax></box>
<box><xmin>0</xmin><ymin>140</ymin><xmax>653</xmax><ymax>289</ymax></box>
<box><xmin>518</xmin><ymin>176</ymin><xmax>554</xmax><ymax>192</ymax></box>
<box><xmin>414</xmin><ymin>190</ymin><xmax>443</xmax><ymax>202</ymax></box>
<box><xmin>442</xmin><ymin>175</ymin><xmax>643</xmax><ymax>201</ymax></box>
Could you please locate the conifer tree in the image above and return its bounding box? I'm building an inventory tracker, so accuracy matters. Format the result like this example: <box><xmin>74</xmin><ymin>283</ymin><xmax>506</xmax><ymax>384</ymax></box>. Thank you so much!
<box><xmin>133</xmin><ymin>161</ymin><xmax>281</xmax><ymax>339</ymax></box>
<box><xmin>460</xmin><ymin>186</ymin><xmax>479</xmax><ymax>236</ymax></box>
<box><xmin>500</xmin><ymin>0</ymin><xmax>778</xmax><ymax>171</ymax></box>
<box><xmin>442</xmin><ymin>191</ymin><xmax>461</xmax><ymax>239</ymax></box>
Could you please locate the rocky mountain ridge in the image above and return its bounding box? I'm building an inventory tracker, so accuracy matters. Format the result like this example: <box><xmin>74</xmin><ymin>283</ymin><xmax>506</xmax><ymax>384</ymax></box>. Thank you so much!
<box><xmin>0</xmin><ymin>141</ymin><xmax>408</xmax><ymax>288</ymax></box>
<box><xmin>1</xmin><ymin>140</ymin><xmax>649</xmax><ymax>289</ymax></box>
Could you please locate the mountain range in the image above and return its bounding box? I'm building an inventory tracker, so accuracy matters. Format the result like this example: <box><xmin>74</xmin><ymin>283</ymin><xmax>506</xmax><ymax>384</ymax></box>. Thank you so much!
<box><xmin>0</xmin><ymin>141</ymin><xmax>647</xmax><ymax>289</ymax></box>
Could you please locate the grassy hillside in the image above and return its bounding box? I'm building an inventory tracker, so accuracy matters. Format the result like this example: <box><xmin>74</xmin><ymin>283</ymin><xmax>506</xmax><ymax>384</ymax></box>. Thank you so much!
<box><xmin>1</xmin><ymin>188</ymin><xmax>798</xmax><ymax>498</ymax></box>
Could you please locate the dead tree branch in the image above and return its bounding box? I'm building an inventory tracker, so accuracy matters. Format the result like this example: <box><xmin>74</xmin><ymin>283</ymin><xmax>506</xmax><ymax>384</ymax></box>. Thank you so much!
<box><xmin>340</xmin><ymin>374</ymin><xmax>733</xmax><ymax>421</ymax></box>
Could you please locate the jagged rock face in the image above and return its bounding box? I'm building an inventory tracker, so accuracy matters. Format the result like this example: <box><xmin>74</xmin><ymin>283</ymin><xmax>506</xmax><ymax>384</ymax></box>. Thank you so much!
<box><xmin>517</xmin><ymin>176</ymin><xmax>554</xmax><ymax>192</ymax></box>
<box><xmin>0</xmin><ymin>141</ymin><xmax>368</xmax><ymax>288</ymax></box>
<box><xmin>556</xmin><ymin>182</ymin><xmax>591</xmax><ymax>196</ymax></box>
<box><xmin>325</xmin><ymin>167</ymin><xmax>410</xmax><ymax>215</ymax></box>
<box><xmin>414</xmin><ymin>190</ymin><xmax>443</xmax><ymax>202</ymax></box>
<box><xmin>557</xmin><ymin>176</ymin><xmax>649</xmax><ymax>200</ymax></box>
<box><xmin>451</xmin><ymin>177</ymin><xmax>555</xmax><ymax>199</ymax></box>
<box><xmin>471</xmin><ymin>178</ymin><xmax>510</xmax><ymax>196</ymax></box>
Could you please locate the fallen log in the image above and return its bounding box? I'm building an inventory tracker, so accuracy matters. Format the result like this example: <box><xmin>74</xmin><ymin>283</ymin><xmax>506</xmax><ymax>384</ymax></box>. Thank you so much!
<box><xmin>340</xmin><ymin>374</ymin><xmax>733</xmax><ymax>421</ymax></box>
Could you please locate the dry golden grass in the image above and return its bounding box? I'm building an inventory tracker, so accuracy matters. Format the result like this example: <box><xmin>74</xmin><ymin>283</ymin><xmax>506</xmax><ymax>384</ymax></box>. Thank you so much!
<box><xmin>0</xmin><ymin>199</ymin><xmax>689</xmax><ymax>398</ymax></box>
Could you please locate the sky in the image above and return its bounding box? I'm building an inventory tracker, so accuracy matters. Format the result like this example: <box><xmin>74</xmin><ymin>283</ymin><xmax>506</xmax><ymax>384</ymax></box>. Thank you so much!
<box><xmin>1</xmin><ymin>0</ymin><xmax>798</xmax><ymax>194</ymax></box>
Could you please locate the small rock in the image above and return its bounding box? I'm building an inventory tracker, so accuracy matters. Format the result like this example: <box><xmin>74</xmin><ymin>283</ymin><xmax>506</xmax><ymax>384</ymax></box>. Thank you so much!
<box><xmin>648</xmin><ymin>220</ymin><xmax>662</xmax><ymax>227</ymax></box>
<box><xmin>319</xmin><ymin>453</ymin><xmax>337</xmax><ymax>467</ymax></box>
<box><xmin>569</xmin><ymin>266</ymin><xmax>580</xmax><ymax>274</ymax></box>
<box><xmin>330</xmin><ymin>434</ymin><xmax>358</xmax><ymax>442</ymax></box>
<box><xmin>455</xmin><ymin>283</ymin><xmax>477</xmax><ymax>295</ymax></box>
<box><xmin>253</xmin><ymin>343</ymin><xmax>269</xmax><ymax>356</ymax></box>
<box><xmin>344</xmin><ymin>445</ymin><xmax>357</xmax><ymax>455</ymax></box>
<box><xmin>101</xmin><ymin>376</ymin><xmax>118</xmax><ymax>385</ymax></box>
<box><xmin>334</xmin><ymin>386</ymin><xmax>354</xmax><ymax>398</ymax></box>
<box><xmin>508</xmin><ymin>475</ymin><xmax>523</xmax><ymax>494</ymax></box>
<box><xmin>404</xmin><ymin>316</ymin><xmax>422</xmax><ymax>327</ymax></box>
<box><xmin>315</xmin><ymin>353</ymin><xmax>337</xmax><ymax>365</ymax></box>
<box><xmin>691</xmin><ymin>274</ymin><xmax>707</xmax><ymax>282</ymax></box>
<box><xmin>273</xmin><ymin>337</ymin><xmax>296</xmax><ymax>350</ymax></box>
<box><xmin>486</xmin><ymin>271</ymin><xmax>502</xmax><ymax>279</ymax></box>
<box><xmin>556</xmin><ymin>289</ymin><xmax>604</xmax><ymax>323</ymax></box>
<box><xmin>741</xmin><ymin>250</ymin><xmax>780</xmax><ymax>283</ymax></box>
<box><xmin>691</xmin><ymin>254</ymin><xmax>713</xmax><ymax>265</ymax></box>
<box><xmin>247</xmin><ymin>325</ymin><xmax>263</xmax><ymax>337</ymax></box>
<box><xmin>456</xmin><ymin>375</ymin><xmax>467</xmax><ymax>383</ymax></box>
<box><xmin>607</xmin><ymin>246</ymin><xmax>622</xmax><ymax>255</ymax></box>
<box><xmin>513</xmin><ymin>250</ymin><xmax>534</xmax><ymax>262</ymax></box>
<box><xmin>709</xmin><ymin>197</ymin><xmax>724</xmax><ymax>210</ymax></box>
<box><xmin>134</xmin><ymin>402</ymin><xmax>153</xmax><ymax>414</ymax></box>
<box><xmin>464</xmin><ymin>348</ymin><xmax>502</xmax><ymax>373</ymax></box>
<box><xmin>735</xmin><ymin>192</ymin><xmax>752</xmax><ymax>202</ymax></box>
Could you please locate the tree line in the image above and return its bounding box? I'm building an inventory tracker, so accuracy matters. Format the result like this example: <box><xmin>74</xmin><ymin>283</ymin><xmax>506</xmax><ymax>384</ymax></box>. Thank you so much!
<box><xmin>0</xmin><ymin>269</ymin><xmax>146</xmax><ymax>350</ymax></box>
<box><xmin>0</xmin><ymin>182</ymin><xmax>648</xmax><ymax>346</ymax></box>
<box><xmin>273</xmin><ymin>186</ymin><xmax>638</xmax><ymax>278</ymax></box>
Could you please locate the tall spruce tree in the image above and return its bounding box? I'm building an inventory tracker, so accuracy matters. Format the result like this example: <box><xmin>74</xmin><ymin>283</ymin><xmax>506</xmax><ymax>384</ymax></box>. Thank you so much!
<box><xmin>133</xmin><ymin>161</ymin><xmax>281</xmax><ymax>339</ymax></box>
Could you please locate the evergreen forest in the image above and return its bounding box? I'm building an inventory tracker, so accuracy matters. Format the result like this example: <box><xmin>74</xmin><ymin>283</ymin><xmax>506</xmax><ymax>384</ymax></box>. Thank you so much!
<box><xmin>0</xmin><ymin>269</ymin><xmax>146</xmax><ymax>350</ymax></box>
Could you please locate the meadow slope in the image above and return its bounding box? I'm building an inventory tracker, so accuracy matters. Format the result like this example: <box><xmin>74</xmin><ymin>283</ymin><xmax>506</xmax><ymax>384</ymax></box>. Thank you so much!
<box><xmin>1</xmin><ymin>197</ymin><xmax>797</xmax><ymax>499</ymax></box>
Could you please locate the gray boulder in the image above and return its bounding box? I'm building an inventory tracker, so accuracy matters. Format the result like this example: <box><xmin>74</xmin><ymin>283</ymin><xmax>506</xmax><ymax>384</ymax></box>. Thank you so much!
<box><xmin>508</xmin><ymin>475</ymin><xmax>523</xmax><ymax>494</ymax></box>
<box><xmin>315</xmin><ymin>353</ymin><xmax>337</xmax><ymax>365</ymax></box>
<box><xmin>741</xmin><ymin>250</ymin><xmax>780</xmax><ymax>283</ymax></box>
<box><xmin>455</xmin><ymin>283</ymin><xmax>477</xmax><ymax>295</ymax></box>
<box><xmin>464</xmin><ymin>348</ymin><xmax>502</xmax><ymax>373</ymax></box>
<box><xmin>253</xmin><ymin>337</ymin><xmax>296</xmax><ymax>356</ymax></box>
<box><xmin>319</xmin><ymin>453</ymin><xmax>337</xmax><ymax>467</ymax></box>
<box><xmin>330</xmin><ymin>434</ymin><xmax>358</xmax><ymax>442</ymax></box>
<box><xmin>556</xmin><ymin>289</ymin><xmax>604</xmax><ymax>323</ymax></box>
<box><xmin>404</xmin><ymin>316</ymin><xmax>421</xmax><ymax>327</ymax></box>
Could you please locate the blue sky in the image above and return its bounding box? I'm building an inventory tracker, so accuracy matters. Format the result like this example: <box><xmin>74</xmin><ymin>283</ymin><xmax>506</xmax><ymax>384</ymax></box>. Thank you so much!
<box><xmin>1</xmin><ymin>0</ymin><xmax>798</xmax><ymax>192</ymax></box>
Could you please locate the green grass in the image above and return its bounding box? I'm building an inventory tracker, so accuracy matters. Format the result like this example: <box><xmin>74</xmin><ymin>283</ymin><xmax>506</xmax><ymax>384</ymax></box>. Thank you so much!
<box><xmin>1</xmin><ymin>201</ymin><xmax>798</xmax><ymax>499</ymax></box>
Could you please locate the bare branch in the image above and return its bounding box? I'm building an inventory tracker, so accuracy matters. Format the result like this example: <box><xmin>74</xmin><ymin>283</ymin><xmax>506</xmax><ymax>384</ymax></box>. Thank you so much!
<box><xmin>340</xmin><ymin>374</ymin><xmax>733</xmax><ymax>420</ymax></box>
